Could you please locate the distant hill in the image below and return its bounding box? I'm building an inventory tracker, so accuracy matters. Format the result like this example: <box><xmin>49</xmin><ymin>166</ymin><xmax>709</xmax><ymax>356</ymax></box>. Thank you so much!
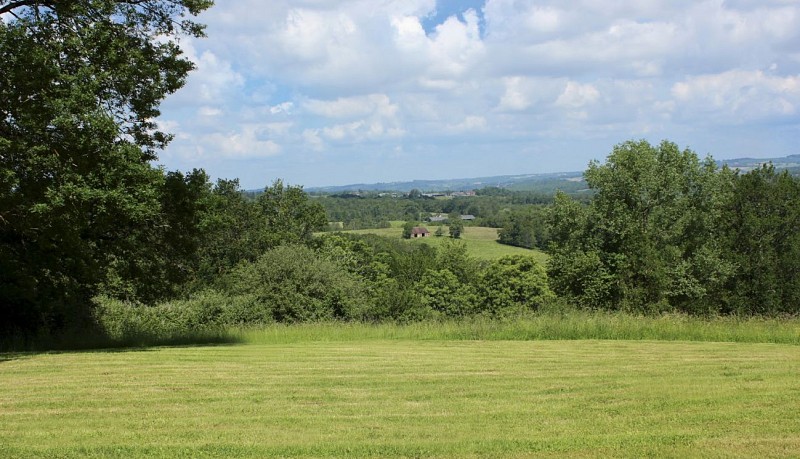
<box><xmin>304</xmin><ymin>171</ymin><xmax>585</xmax><ymax>194</ymax></box>
<box><xmin>717</xmin><ymin>154</ymin><xmax>800</xmax><ymax>173</ymax></box>
<box><xmin>250</xmin><ymin>154</ymin><xmax>799</xmax><ymax>195</ymax></box>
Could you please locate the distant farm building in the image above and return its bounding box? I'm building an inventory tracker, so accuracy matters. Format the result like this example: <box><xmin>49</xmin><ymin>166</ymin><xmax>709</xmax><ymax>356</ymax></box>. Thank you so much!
<box><xmin>411</xmin><ymin>227</ymin><xmax>430</xmax><ymax>238</ymax></box>
<box><xmin>425</xmin><ymin>213</ymin><xmax>475</xmax><ymax>222</ymax></box>
<box><xmin>449</xmin><ymin>191</ymin><xmax>476</xmax><ymax>197</ymax></box>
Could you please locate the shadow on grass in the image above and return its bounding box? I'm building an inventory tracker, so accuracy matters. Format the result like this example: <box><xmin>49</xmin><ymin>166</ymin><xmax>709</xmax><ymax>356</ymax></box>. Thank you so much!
<box><xmin>0</xmin><ymin>353</ymin><xmax>29</xmax><ymax>364</ymax></box>
<box><xmin>0</xmin><ymin>330</ymin><xmax>244</xmax><ymax>362</ymax></box>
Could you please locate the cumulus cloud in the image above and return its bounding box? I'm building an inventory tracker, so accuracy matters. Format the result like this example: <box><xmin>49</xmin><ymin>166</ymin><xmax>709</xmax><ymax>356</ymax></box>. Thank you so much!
<box><xmin>426</xmin><ymin>10</ymin><xmax>486</xmax><ymax>79</ymax></box>
<box><xmin>555</xmin><ymin>81</ymin><xmax>600</xmax><ymax>109</ymax></box>
<box><xmin>269</xmin><ymin>102</ymin><xmax>294</xmax><ymax>115</ymax></box>
<box><xmin>448</xmin><ymin>115</ymin><xmax>488</xmax><ymax>133</ymax></box>
<box><xmin>200</xmin><ymin>125</ymin><xmax>283</xmax><ymax>159</ymax></box>
<box><xmin>155</xmin><ymin>0</ymin><xmax>800</xmax><ymax>187</ymax></box>
<box><xmin>303</xmin><ymin>94</ymin><xmax>399</xmax><ymax>119</ymax></box>
<box><xmin>498</xmin><ymin>77</ymin><xmax>532</xmax><ymax>111</ymax></box>
<box><xmin>672</xmin><ymin>70</ymin><xmax>800</xmax><ymax>121</ymax></box>
<box><xmin>526</xmin><ymin>6</ymin><xmax>561</xmax><ymax>33</ymax></box>
<box><xmin>166</xmin><ymin>125</ymin><xmax>282</xmax><ymax>163</ymax></box>
<box><xmin>171</xmin><ymin>39</ymin><xmax>244</xmax><ymax>105</ymax></box>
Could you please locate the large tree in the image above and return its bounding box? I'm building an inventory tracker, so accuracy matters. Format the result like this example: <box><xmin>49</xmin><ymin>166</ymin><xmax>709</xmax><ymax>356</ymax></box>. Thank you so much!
<box><xmin>547</xmin><ymin>140</ymin><xmax>734</xmax><ymax>313</ymax></box>
<box><xmin>0</xmin><ymin>0</ymin><xmax>212</xmax><ymax>334</ymax></box>
<box><xmin>720</xmin><ymin>166</ymin><xmax>800</xmax><ymax>315</ymax></box>
<box><xmin>447</xmin><ymin>213</ymin><xmax>464</xmax><ymax>239</ymax></box>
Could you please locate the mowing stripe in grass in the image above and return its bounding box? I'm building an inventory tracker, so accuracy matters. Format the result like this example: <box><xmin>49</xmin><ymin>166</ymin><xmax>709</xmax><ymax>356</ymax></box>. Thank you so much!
<box><xmin>1</xmin><ymin>340</ymin><xmax>798</xmax><ymax>458</ymax></box>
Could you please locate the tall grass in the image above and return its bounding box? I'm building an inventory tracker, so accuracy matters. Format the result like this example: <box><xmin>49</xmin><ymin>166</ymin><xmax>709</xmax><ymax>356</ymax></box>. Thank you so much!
<box><xmin>6</xmin><ymin>309</ymin><xmax>797</xmax><ymax>352</ymax></box>
<box><xmin>234</xmin><ymin>311</ymin><xmax>800</xmax><ymax>345</ymax></box>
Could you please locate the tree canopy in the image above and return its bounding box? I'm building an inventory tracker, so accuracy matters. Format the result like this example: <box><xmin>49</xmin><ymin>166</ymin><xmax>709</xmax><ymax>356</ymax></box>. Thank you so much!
<box><xmin>547</xmin><ymin>139</ymin><xmax>800</xmax><ymax>315</ymax></box>
<box><xmin>448</xmin><ymin>213</ymin><xmax>464</xmax><ymax>239</ymax></box>
<box><xmin>548</xmin><ymin>140</ymin><xmax>735</xmax><ymax>312</ymax></box>
<box><xmin>0</xmin><ymin>0</ymin><xmax>213</xmax><ymax>334</ymax></box>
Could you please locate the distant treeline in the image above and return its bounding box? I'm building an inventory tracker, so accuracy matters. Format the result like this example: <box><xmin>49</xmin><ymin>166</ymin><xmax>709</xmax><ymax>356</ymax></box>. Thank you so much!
<box><xmin>315</xmin><ymin>139</ymin><xmax>800</xmax><ymax>316</ymax></box>
<box><xmin>314</xmin><ymin>187</ymin><xmax>586</xmax><ymax>235</ymax></box>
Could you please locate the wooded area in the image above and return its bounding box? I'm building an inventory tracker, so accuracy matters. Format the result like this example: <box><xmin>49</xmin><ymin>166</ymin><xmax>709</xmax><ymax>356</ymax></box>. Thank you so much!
<box><xmin>2</xmin><ymin>1</ymin><xmax>798</xmax><ymax>347</ymax></box>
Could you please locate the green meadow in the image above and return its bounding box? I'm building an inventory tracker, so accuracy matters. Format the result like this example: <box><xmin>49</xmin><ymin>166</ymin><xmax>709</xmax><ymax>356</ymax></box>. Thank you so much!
<box><xmin>2</xmin><ymin>318</ymin><xmax>800</xmax><ymax>458</ymax></box>
<box><xmin>341</xmin><ymin>223</ymin><xmax>548</xmax><ymax>262</ymax></box>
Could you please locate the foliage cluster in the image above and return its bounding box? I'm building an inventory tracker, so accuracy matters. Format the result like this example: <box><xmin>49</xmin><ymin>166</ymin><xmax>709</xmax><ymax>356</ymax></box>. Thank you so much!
<box><xmin>0</xmin><ymin>0</ymin><xmax>214</xmax><ymax>336</ymax></box>
<box><xmin>317</xmin><ymin>189</ymin><xmax>562</xmax><ymax>231</ymax></box>
<box><xmin>447</xmin><ymin>212</ymin><xmax>464</xmax><ymax>239</ymax></box>
<box><xmin>92</xmin><ymin>235</ymin><xmax>555</xmax><ymax>341</ymax></box>
<box><xmin>548</xmin><ymin>140</ymin><xmax>800</xmax><ymax>315</ymax></box>
<box><xmin>497</xmin><ymin>205</ymin><xmax>550</xmax><ymax>249</ymax></box>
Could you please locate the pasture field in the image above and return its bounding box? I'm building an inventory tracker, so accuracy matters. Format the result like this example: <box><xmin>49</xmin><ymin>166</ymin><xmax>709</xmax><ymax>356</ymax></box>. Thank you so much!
<box><xmin>341</xmin><ymin>224</ymin><xmax>547</xmax><ymax>262</ymax></box>
<box><xmin>2</xmin><ymin>329</ymin><xmax>799</xmax><ymax>457</ymax></box>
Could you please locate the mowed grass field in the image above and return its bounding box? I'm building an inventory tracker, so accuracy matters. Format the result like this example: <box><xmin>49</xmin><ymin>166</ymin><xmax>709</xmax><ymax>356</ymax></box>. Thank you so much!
<box><xmin>2</xmin><ymin>335</ymin><xmax>799</xmax><ymax>458</ymax></box>
<box><xmin>342</xmin><ymin>224</ymin><xmax>548</xmax><ymax>262</ymax></box>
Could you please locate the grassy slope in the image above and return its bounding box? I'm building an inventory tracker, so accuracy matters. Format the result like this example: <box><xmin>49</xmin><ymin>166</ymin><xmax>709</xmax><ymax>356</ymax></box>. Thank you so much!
<box><xmin>2</xmin><ymin>338</ymin><xmax>798</xmax><ymax>458</ymax></box>
<box><xmin>342</xmin><ymin>225</ymin><xmax>548</xmax><ymax>262</ymax></box>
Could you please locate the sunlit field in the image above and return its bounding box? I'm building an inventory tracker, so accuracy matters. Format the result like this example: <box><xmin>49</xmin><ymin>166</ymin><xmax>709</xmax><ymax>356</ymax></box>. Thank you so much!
<box><xmin>2</xmin><ymin>321</ymin><xmax>799</xmax><ymax>458</ymax></box>
<box><xmin>342</xmin><ymin>224</ymin><xmax>548</xmax><ymax>262</ymax></box>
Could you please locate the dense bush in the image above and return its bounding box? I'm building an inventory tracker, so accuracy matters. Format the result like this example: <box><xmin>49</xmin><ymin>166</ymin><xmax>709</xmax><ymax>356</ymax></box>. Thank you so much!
<box><xmin>478</xmin><ymin>255</ymin><xmax>555</xmax><ymax>316</ymax></box>
<box><xmin>418</xmin><ymin>269</ymin><xmax>478</xmax><ymax>317</ymax></box>
<box><xmin>94</xmin><ymin>292</ymin><xmax>230</xmax><ymax>342</ymax></box>
<box><xmin>222</xmin><ymin>244</ymin><xmax>371</xmax><ymax>323</ymax></box>
<box><xmin>498</xmin><ymin>206</ymin><xmax>550</xmax><ymax>250</ymax></box>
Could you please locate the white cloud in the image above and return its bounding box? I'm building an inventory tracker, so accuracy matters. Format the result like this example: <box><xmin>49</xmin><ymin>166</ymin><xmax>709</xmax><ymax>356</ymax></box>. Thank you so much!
<box><xmin>278</xmin><ymin>9</ymin><xmax>357</xmax><ymax>62</ymax></box>
<box><xmin>201</xmin><ymin>125</ymin><xmax>283</xmax><ymax>159</ymax></box>
<box><xmin>303</xmin><ymin>129</ymin><xmax>325</xmax><ymax>151</ymax></box>
<box><xmin>304</xmin><ymin>94</ymin><xmax>398</xmax><ymax>119</ymax></box>
<box><xmin>177</xmin><ymin>40</ymin><xmax>244</xmax><ymax>104</ymax></box>
<box><xmin>156</xmin><ymin>119</ymin><xmax>180</xmax><ymax>134</ymax></box>
<box><xmin>526</xmin><ymin>6</ymin><xmax>561</xmax><ymax>33</ymax></box>
<box><xmin>155</xmin><ymin>0</ymin><xmax>800</xmax><ymax>187</ymax></box>
<box><xmin>320</xmin><ymin>119</ymin><xmax>405</xmax><ymax>142</ymax></box>
<box><xmin>672</xmin><ymin>70</ymin><xmax>800</xmax><ymax>121</ymax></box>
<box><xmin>263</xmin><ymin>122</ymin><xmax>294</xmax><ymax>136</ymax></box>
<box><xmin>392</xmin><ymin>15</ymin><xmax>427</xmax><ymax>51</ymax></box>
<box><xmin>198</xmin><ymin>106</ymin><xmax>222</xmax><ymax>117</ymax></box>
<box><xmin>498</xmin><ymin>77</ymin><xmax>531</xmax><ymax>111</ymax></box>
<box><xmin>497</xmin><ymin>76</ymin><xmax>567</xmax><ymax>112</ymax></box>
<box><xmin>426</xmin><ymin>10</ymin><xmax>486</xmax><ymax>79</ymax></box>
<box><xmin>269</xmin><ymin>102</ymin><xmax>294</xmax><ymax>114</ymax></box>
<box><xmin>448</xmin><ymin>115</ymin><xmax>487</xmax><ymax>133</ymax></box>
<box><xmin>555</xmin><ymin>81</ymin><xmax>600</xmax><ymax>109</ymax></box>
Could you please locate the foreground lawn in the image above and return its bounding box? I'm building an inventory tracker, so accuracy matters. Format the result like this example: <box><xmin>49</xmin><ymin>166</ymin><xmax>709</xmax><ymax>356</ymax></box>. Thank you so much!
<box><xmin>2</xmin><ymin>339</ymin><xmax>798</xmax><ymax>458</ymax></box>
<box><xmin>342</xmin><ymin>225</ymin><xmax>547</xmax><ymax>262</ymax></box>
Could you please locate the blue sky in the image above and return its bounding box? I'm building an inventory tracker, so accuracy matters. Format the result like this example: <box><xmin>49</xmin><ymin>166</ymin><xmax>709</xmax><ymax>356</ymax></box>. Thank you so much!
<box><xmin>157</xmin><ymin>0</ymin><xmax>800</xmax><ymax>189</ymax></box>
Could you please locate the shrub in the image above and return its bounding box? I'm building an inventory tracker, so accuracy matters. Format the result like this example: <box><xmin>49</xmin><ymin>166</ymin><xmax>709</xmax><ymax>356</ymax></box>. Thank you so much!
<box><xmin>93</xmin><ymin>291</ymin><xmax>229</xmax><ymax>342</ymax></box>
<box><xmin>547</xmin><ymin>248</ymin><xmax>615</xmax><ymax>310</ymax></box>
<box><xmin>418</xmin><ymin>269</ymin><xmax>477</xmax><ymax>317</ymax></box>
<box><xmin>222</xmin><ymin>244</ymin><xmax>370</xmax><ymax>323</ymax></box>
<box><xmin>478</xmin><ymin>255</ymin><xmax>554</xmax><ymax>316</ymax></box>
